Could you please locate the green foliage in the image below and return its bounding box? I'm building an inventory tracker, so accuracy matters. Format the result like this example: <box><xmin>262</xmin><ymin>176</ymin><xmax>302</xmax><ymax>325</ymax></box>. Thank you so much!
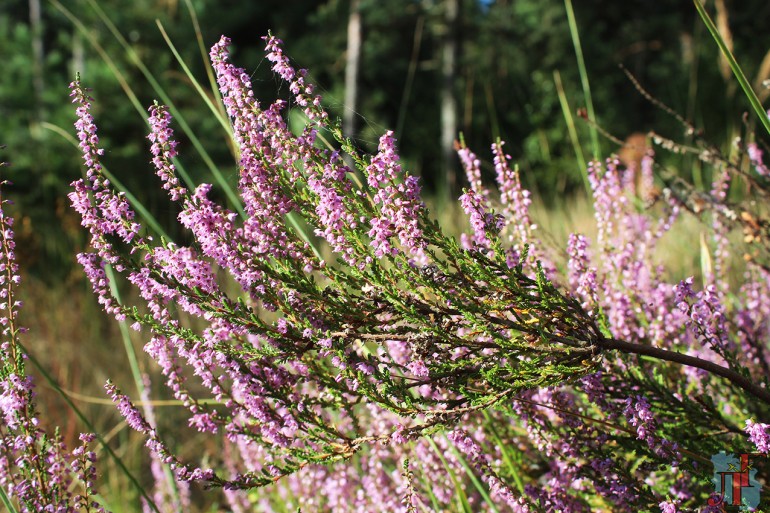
<box><xmin>3</xmin><ymin>0</ymin><xmax>770</xmax><ymax>270</ymax></box>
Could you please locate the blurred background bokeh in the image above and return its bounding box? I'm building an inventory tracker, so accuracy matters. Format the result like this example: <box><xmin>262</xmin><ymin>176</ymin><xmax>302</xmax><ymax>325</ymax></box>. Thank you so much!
<box><xmin>4</xmin><ymin>0</ymin><xmax>770</xmax><ymax>279</ymax></box>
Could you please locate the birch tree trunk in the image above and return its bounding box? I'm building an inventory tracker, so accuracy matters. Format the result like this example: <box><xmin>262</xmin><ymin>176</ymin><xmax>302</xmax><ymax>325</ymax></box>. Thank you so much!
<box><xmin>344</xmin><ymin>0</ymin><xmax>362</xmax><ymax>140</ymax></box>
<box><xmin>440</xmin><ymin>0</ymin><xmax>459</xmax><ymax>202</ymax></box>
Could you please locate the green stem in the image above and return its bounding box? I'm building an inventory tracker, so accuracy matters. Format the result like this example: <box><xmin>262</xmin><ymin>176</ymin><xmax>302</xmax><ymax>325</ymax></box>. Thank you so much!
<box><xmin>0</xmin><ymin>486</ymin><xmax>19</xmax><ymax>513</ymax></box>
<box><xmin>564</xmin><ymin>0</ymin><xmax>600</xmax><ymax>158</ymax></box>
<box><xmin>554</xmin><ymin>69</ymin><xmax>590</xmax><ymax>195</ymax></box>
<box><xmin>694</xmin><ymin>0</ymin><xmax>770</xmax><ymax>137</ymax></box>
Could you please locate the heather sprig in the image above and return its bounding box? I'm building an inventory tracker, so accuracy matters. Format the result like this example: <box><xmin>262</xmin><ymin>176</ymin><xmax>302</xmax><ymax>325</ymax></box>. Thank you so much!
<box><xmin>0</xmin><ymin>173</ymin><xmax>108</xmax><ymax>513</ymax></box>
<box><xmin>65</xmin><ymin>34</ymin><xmax>770</xmax><ymax>512</ymax></box>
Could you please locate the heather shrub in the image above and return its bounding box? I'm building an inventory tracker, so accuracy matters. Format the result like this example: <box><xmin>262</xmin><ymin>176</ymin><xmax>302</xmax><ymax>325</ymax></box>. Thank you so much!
<box><xmin>0</xmin><ymin>172</ymin><xmax>106</xmax><ymax>512</ymax></box>
<box><xmin>3</xmin><ymin>31</ymin><xmax>770</xmax><ymax>512</ymax></box>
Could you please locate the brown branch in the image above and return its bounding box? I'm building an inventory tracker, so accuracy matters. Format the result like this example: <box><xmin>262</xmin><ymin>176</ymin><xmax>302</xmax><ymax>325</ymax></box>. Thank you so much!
<box><xmin>599</xmin><ymin>337</ymin><xmax>770</xmax><ymax>407</ymax></box>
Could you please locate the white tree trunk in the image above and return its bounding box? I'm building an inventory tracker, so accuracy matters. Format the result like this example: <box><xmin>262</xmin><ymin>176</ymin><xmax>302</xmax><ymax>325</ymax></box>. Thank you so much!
<box><xmin>440</xmin><ymin>0</ymin><xmax>459</xmax><ymax>201</ymax></box>
<box><xmin>344</xmin><ymin>0</ymin><xmax>362</xmax><ymax>139</ymax></box>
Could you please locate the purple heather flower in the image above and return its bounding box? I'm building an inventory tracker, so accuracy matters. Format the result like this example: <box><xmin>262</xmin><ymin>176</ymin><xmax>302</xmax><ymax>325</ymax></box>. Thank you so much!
<box><xmin>747</xmin><ymin>142</ymin><xmax>769</xmax><ymax>177</ymax></box>
<box><xmin>745</xmin><ymin>419</ymin><xmax>770</xmax><ymax>454</ymax></box>
<box><xmin>659</xmin><ymin>500</ymin><xmax>679</xmax><ymax>513</ymax></box>
<box><xmin>493</xmin><ymin>141</ymin><xmax>534</xmax><ymax>248</ymax></box>
<box><xmin>69</xmin><ymin>81</ymin><xmax>104</xmax><ymax>181</ymax></box>
<box><xmin>0</xmin><ymin>179</ymin><xmax>108</xmax><ymax>512</ymax></box>
<box><xmin>210</xmin><ymin>38</ymin><xmax>304</xmax><ymax>263</ymax></box>
<box><xmin>407</xmin><ymin>360</ymin><xmax>429</xmax><ymax>378</ymax></box>
<box><xmin>675</xmin><ymin>277</ymin><xmax>732</xmax><ymax>356</ymax></box>
<box><xmin>263</xmin><ymin>34</ymin><xmax>327</xmax><ymax>122</ymax></box>
<box><xmin>391</xmin><ymin>423</ymin><xmax>408</xmax><ymax>444</ymax></box>
<box><xmin>0</xmin><ymin>373</ymin><xmax>33</xmax><ymax>430</ymax></box>
<box><xmin>106</xmin><ymin>381</ymin><xmax>152</xmax><ymax>433</ymax></box>
<box><xmin>366</xmin><ymin>131</ymin><xmax>427</xmax><ymax>259</ymax></box>
<box><xmin>623</xmin><ymin>395</ymin><xmax>655</xmax><ymax>443</ymax></box>
<box><xmin>69</xmin><ymin>80</ymin><xmax>142</xmax><ymax>254</ymax></box>
<box><xmin>60</xmin><ymin>32</ymin><xmax>770</xmax><ymax>513</ymax></box>
<box><xmin>459</xmin><ymin>188</ymin><xmax>498</xmax><ymax>248</ymax></box>
<box><xmin>448</xmin><ymin>428</ymin><xmax>487</xmax><ymax>465</ymax></box>
<box><xmin>176</xmin><ymin>183</ymin><xmax>275</xmax><ymax>299</ymax></box>
<box><xmin>457</xmin><ymin>145</ymin><xmax>488</xmax><ymax>199</ymax></box>
<box><xmin>77</xmin><ymin>252</ymin><xmax>125</xmax><ymax>321</ymax></box>
<box><xmin>735</xmin><ymin>269</ymin><xmax>770</xmax><ymax>370</ymax></box>
<box><xmin>355</xmin><ymin>362</ymin><xmax>374</xmax><ymax>375</ymax></box>
<box><xmin>588</xmin><ymin>158</ymin><xmax>626</xmax><ymax>251</ymax></box>
<box><xmin>456</xmin><ymin>141</ymin><xmax>557</xmax><ymax>275</ymax></box>
<box><xmin>107</xmin><ymin>382</ymin><xmax>217</xmax><ymax>486</ymax></box>
<box><xmin>147</xmin><ymin>103</ymin><xmax>187</xmax><ymax>202</ymax></box>
<box><xmin>567</xmin><ymin>233</ymin><xmax>599</xmax><ymax>311</ymax></box>
<box><xmin>307</xmin><ymin>152</ymin><xmax>359</xmax><ymax>265</ymax></box>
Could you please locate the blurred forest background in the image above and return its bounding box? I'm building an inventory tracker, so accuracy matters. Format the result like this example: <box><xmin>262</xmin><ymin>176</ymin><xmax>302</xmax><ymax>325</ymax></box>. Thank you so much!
<box><xmin>2</xmin><ymin>1</ymin><xmax>770</xmax><ymax>509</ymax></box>
<box><xmin>3</xmin><ymin>0</ymin><xmax>770</xmax><ymax>282</ymax></box>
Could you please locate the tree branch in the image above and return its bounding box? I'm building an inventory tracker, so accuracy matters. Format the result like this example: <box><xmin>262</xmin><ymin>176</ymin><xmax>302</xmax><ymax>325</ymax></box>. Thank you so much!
<box><xmin>599</xmin><ymin>337</ymin><xmax>770</xmax><ymax>407</ymax></box>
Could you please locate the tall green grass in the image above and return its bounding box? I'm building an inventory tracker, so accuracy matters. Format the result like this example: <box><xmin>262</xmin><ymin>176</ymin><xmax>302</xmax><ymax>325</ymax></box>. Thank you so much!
<box><xmin>694</xmin><ymin>0</ymin><xmax>770</xmax><ymax>137</ymax></box>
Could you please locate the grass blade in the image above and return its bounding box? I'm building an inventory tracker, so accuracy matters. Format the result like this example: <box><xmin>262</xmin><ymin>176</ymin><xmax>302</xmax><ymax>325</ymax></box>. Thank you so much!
<box><xmin>693</xmin><ymin>0</ymin><xmax>770</xmax><ymax>137</ymax></box>
<box><xmin>155</xmin><ymin>20</ymin><xmax>232</xmax><ymax>138</ymax></box>
<box><xmin>0</xmin><ymin>486</ymin><xmax>20</xmax><ymax>513</ymax></box>
<box><xmin>181</xmin><ymin>0</ymin><xmax>228</xmax><ymax>125</ymax></box>
<box><xmin>554</xmin><ymin>69</ymin><xmax>590</xmax><ymax>195</ymax></box>
<box><xmin>564</xmin><ymin>0</ymin><xmax>600</xmax><ymax>159</ymax></box>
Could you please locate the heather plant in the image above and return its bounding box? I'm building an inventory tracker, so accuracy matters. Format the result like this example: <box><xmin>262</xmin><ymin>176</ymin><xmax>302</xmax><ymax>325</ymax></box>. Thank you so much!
<box><xmin>2</xmin><ymin>25</ymin><xmax>768</xmax><ymax>511</ymax></box>
<box><xmin>0</xmin><ymin>162</ymin><xmax>107</xmax><ymax>512</ymax></box>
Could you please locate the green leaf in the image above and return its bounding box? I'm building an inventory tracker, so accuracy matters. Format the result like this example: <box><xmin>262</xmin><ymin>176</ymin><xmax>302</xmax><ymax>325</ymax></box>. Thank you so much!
<box><xmin>694</xmin><ymin>0</ymin><xmax>770</xmax><ymax>137</ymax></box>
<box><xmin>0</xmin><ymin>486</ymin><xmax>19</xmax><ymax>513</ymax></box>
